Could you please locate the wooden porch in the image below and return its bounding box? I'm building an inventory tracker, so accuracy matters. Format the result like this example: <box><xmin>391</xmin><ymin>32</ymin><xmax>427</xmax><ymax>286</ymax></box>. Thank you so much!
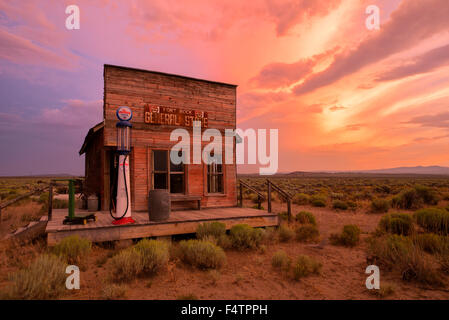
<box><xmin>46</xmin><ymin>207</ymin><xmax>279</xmax><ymax>245</ymax></box>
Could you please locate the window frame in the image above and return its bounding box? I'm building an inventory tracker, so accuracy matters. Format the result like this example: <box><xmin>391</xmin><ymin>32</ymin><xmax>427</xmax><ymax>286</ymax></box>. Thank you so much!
<box><xmin>151</xmin><ymin>149</ymin><xmax>186</xmax><ymax>194</ymax></box>
<box><xmin>204</xmin><ymin>154</ymin><xmax>225</xmax><ymax>195</ymax></box>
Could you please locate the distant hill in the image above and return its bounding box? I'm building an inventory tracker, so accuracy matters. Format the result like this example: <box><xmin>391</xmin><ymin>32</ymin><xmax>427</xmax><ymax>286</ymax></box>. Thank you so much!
<box><xmin>355</xmin><ymin>166</ymin><xmax>449</xmax><ymax>175</ymax></box>
<box><xmin>239</xmin><ymin>166</ymin><xmax>449</xmax><ymax>177</ymax></box>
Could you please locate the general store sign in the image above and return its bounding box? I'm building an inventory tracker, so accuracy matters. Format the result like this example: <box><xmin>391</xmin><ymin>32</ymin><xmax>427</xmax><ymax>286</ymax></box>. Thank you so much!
<box><xmin>144</xmin><ymin>105</ymin><xmax>208</xmax><ymax>128</ymax></box>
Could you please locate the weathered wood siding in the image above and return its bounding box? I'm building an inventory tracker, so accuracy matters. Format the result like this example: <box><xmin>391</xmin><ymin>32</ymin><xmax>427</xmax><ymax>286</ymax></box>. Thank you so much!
<box><xmin>84</xmin><ymin>130</ymin><xmax>104</xmax><ymax>204</ymax></box>
<box><xmin>103</xmin><ymin>65</ymin><xmax>237</xmax><ymax>211</ymax></box>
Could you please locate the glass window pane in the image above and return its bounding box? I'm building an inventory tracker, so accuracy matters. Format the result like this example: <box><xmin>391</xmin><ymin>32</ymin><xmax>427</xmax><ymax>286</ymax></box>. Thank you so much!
<box><xmin>153</xmin><ymin>150</ymin><xmax>167</xmax><ymax>171</ymax></box>
<box><xmin>216</xmin><ymin>174</ymin><xmax>223</xmax><ymax>193</ymax></box>
<box><xmin>207</xmin><ymin>173</ymin><xmax>223</xmax><ymax>193</ymax></box>
<box><xmin>170</xmin><ymin>150</ymin><xmax>184</xmax><ymax>172</ymax></box>
<box><xmin>154</xmin><ymin>173</ymin><xmax>167</xmax><ymax>189</ymax></box>
<box><xmin>170</xmin><ymin>174</ymin><xmax>184</xmax><ymax>194</ymax></box>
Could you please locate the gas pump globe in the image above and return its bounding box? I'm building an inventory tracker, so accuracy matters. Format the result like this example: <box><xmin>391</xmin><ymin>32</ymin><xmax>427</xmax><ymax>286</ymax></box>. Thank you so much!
<box><xmin>111</xmin><ymin>106</ymin><xmax>135</xmax><ymax>225</ymax></box>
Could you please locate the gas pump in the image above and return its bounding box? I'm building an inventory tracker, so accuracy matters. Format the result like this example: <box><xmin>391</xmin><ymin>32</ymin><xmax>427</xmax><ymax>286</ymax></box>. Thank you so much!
<box><xmin>110</xmin><ymin>106</ymin><xmax>135</xmax><ymax>225</ymax></box>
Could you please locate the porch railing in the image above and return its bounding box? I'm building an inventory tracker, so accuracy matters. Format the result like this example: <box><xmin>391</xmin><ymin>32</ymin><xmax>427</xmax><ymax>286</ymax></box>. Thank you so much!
<box><xmin>238</xmin><ymin>179</ymin><xmax>293</xmax><ymax>221</ymax></box>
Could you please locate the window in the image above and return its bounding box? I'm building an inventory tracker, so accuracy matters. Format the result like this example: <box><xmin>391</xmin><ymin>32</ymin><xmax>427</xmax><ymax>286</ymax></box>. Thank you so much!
<box><xmin>152</xmin><ymin>150</ymin><xmax>185</xmax><ymax>193</ymax></box>
<box><xmin>207</xmin><ymin>157</ymin><xmax>224</xmax><ymax>193</ymax></box>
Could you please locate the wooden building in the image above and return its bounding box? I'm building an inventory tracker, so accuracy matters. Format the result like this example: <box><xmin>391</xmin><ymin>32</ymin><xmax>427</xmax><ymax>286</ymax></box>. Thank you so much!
<box><xmin>79</xmin><ymin>64</ymin><xmax>238</xmax><ymax>212</ymax></box>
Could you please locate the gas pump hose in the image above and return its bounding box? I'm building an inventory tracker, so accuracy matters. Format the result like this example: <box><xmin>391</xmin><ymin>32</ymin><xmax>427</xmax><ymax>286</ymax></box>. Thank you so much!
<box><xmin>109</xmin><ymin>154</ymin><xmax>129</xmax><ymax>220</ymax></box>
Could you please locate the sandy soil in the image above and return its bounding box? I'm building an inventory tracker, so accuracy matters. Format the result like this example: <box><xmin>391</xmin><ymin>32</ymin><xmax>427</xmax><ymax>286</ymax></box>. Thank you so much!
<box><xmin>1</xmin><ymin>200</ymin><xmax>449</xmax><ymax>300</ymax></box>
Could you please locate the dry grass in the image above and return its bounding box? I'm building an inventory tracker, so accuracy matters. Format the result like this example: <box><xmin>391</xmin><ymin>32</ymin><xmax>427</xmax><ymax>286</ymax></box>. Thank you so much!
<box><xmin>109</xmin><ymin>248</ymin><xmax>143</xmax><ymax>282</ymax></box>
<box><xmin>0</xmin><ymin>201</ymin><xmax>43</xmax><ymax>238</ymax></box>
<box><xmin>329</xmin><ymin>225</ymin><xmax>361</xmax><ymax>247</ymax></box>
<box><xmin>177</xmin><ymin>240</ymin><xmax>226</xmax><ymax>269</ymax></box>
<box><xmin>101</xmin><ymin>283</ymin><xmax>127</xmax><ymax>300</ymax></box>
<box><xmin>278</xmin><ymin>224</ymin><xmax>295</xmax><ymax>242</ymax></box>
<box><xmin>291</xmin><ymin>255</ymin><xmax>322</xmax><ymax>280</ymax></box>
<box><xmin>53</xmin><ymin>235</ymin><xmax>92</xmax><ymax>265</ymax></box>
<box><xmin>4</xmin><ymin>254</ymin><xmax>66</xmax><ymax>299</ymax></box>
<box><xmin>295</xmin><ymin>224</ymin><xmax>320</xmax><ymax>242</ymax></box>
<box><xmin>229</xmin><ymin>224</ymin><xmax>263</xmax><ymax>250</ymax></box>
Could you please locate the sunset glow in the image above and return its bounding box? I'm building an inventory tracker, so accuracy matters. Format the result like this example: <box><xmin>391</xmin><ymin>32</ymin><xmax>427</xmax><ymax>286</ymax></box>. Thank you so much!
<box><xmin>1</xmin><ymin>0</ymin><xmax>449</xmax><ymax>175</ymax></box>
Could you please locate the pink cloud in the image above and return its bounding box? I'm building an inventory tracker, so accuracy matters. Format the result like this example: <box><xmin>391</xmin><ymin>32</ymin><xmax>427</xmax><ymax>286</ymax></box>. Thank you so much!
<box><xmin>406</xmin><ymin>112</ymin><xmax>449</xmax><ymax>128</ymax></box>
<box><xmin>376</xmin><ymin>43</ymin><xmax>449</xmax><ymax>81</ymax></box>
<box><xmin>265</xmin><ymin>0</ymin><xmax>342</xmax><ymax>36</ymax></box>
<box><xmin>0</xmin><ymin>29</ymin><xmax>75</xmax><ymax>69</ymax></box>
<box><xmin>293</xmin><ymin>0</ymin><xmax>449</xmax><ymax>95</ymax></box>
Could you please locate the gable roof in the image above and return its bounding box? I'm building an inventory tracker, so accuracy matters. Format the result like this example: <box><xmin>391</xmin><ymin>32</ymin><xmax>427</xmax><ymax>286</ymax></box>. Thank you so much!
<box><xmin>104</xmin><ymin>64</ymin><xmax>238</xmax><ymax>88</ymax></box>
<box><xmin>79</xmin><ymin>121</ymin><xmax>104</xmax><ymax>155</ymax></box>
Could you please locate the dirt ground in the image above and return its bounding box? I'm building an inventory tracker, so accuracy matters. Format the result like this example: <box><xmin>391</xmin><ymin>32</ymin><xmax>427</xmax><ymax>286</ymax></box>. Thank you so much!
<box><xmin>1</xmin><ymin>199</ymin><xmax>449</xmax><ymax>300</ymax></box>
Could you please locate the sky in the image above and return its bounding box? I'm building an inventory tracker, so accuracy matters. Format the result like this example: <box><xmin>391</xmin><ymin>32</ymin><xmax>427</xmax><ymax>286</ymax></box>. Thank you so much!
<box><xmin>1</xmin><ymin>0</ymin><xmax>449</xmax><ymax>175</ymax></box>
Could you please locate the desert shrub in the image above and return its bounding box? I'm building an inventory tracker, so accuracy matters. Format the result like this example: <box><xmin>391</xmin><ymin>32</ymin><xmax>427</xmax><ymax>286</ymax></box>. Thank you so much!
<box><xmin>295</xmin><ymin>224</ymin><xmax>319</xmax><ymax>242</ymax></box>
<box><xmin>53</xmin><ymin>235</ymin><xmax>92</xmax><ymax>265</ymax></box>
<box><xmin>295</xmin><ymin>211</ymin><xmax>316</xmax><ymax>225</ymax></box>
<box><xmin>374</xmin><ymin>185</ymin><xmax>391</xmax><ymax>194</ymax></box>
<box><xmin>292</xmin><ymin>193</ymin><xmax>310</xmax><ymax>205</ymax></box>
<box><xmin>378</xmin><ymin>213</ymin><xmax>414</xmax><ymax>236</ymax></box>
<box><xmin>271</xmin><ymin>250</ymin><xmax>290</xmax><ymax>270</ymax></box>
<box><xmin>216</xmin><ymin>234</ymin><xmax>233</xmax><ymax>249</ymax></box>
<box><xmin>368</xmin><ymin>235</ymin><xmax>413</xmax><ymax>268</ymax></box>
<box><xmin>367</xmin><ymin>235</ymin><xmax>444</xmax><ymax>286</ymax></box>
<box><xmin>134</xmin><ymin>239</ymin><xmax>169</xmax><ymax>274</ymax></box>
<box><xmin>330</xmin><ymin>192</ymin><xmax>345</xmax><ymax>200</ymax></box>
<box><xmin>178</xmin><ymin>240</ymin><xmax>226</xmax><ymax>269</ymax></box>
<box><xmin>278</xmin><ymin>224</ymin><xmax>295</xmax><ymax>242</ymax></box>
<box><xmin>391</xmin><ymin>185</ymin><xmax>438</xmax><ymax>210</ymax></box>
<box><xmin>329</xmin><ymin>225</ymin><xmax>361</xmax><ymax>247</ymax></box>
<box><xmin>414</xmin><ymin>208</ymin><xmax>449</xmax><ymax>235</ymax></box>
<box><xmin>177</xmin><ymin>293</ymin><xmax>198</xmax><ymax>300</ymax></box>
<box><xmin>101</xmin><ymin>284</ymin><xmax>127</xmax><ymax>300</ymax></box>
<box><xmin>400</xmin><ymin>246</ymin><xmax>445</xmax><ymax>286</ymax></box>
<box><xmin>229</xmin><ymin>224</ymin><xmax>263</xmax><ymax>250</ymax></box>
<box><xmin>196</xmin><ymin>222</ymin><xmax>226</xmax><ymax>240</ymax></box>
<box><xmin>415</xmin><ymin>185</ymin><xmax>439</xmax><ymax>205</ymax></box>
<box><xmin>412</xmin><ymin>233</ymin><xmax>449</xmax><ymax>254</ymax></box>
<box><xmin>347</xmin><ymin>200</ymin><xmax>357</xmax><ymax>210</ymax></box>
<box><xmin>310</xmin><ymin>195</ymin><xmax>326</xmax><ymax>207</ymax></box>
<box><xmin>391</xmin><ymin>188</ymin><xmax>423</xmax><ymax>210</ymax></box>
<box><xmin>109</xmin><ymin>248</ymin><xmax>143</xmax><ymax>282</ymax></box>
<box><xmin>6</xmin><ymin>254</ymin><xmax>66</xmax><ymax>299</ymax></box>
<box><xmin>291</xmin><ymin>255</ymin><xmax>322</xmax><ymax>280</ymax></box>
<box><xmin>370</xmin><ymin>199</ymin><xmax>390</xmax><ymax>213</ymax></box>
<box><xmin>369</xmin><ymin>283</ymin><xmax>395</xmax><ymax>299</ymax></box>
<box><xmin>332</xmin><ymin>200</ymin><xmax>348</xmax><ymax>210</ymax></box>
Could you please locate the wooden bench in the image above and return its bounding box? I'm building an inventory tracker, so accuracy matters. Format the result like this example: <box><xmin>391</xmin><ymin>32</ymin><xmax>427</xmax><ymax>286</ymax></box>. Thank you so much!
<box><xmin>170</xmin><ymin>195</ymin><xmax>201</xmax><ymax>210</ymax></box>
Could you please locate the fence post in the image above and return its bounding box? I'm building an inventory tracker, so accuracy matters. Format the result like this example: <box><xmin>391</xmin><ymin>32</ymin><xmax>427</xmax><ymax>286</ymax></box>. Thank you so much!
<box><xmin>267</xmin><ymin>180</ymin><xmax>272</xmax><ymax>213</ymax></box>
<box><xmin>239</xmin><ymin>182</ymin><xmax>243</xmax><ymax>207</ymax></box>
<box><xmin>257</xmin><ymin>195</ymin><xmax>261</xmax><ymax>210</ymax></box>
<box><xmin>48</xmin><ymin>183</ymin><xmax>53</xmax><ymax>221</ymax></box>
<box><xmin>287</xmin><ymin>198</ymin><xmax>292</xmax><ymax>222</ymax></box>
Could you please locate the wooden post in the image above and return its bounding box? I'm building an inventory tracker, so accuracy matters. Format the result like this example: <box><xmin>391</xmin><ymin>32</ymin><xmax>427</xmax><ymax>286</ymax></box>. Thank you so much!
<box><xmin>257</xmin><ymin>195</ymin><xmax>261</xmax><ymax>210</ymax></box>
<box><xmin>48</xmin><ymin>183</ymin><xmax>53</xmax><ymax>221</ymax></box>
<box><xmin>239</xmin><ymin>182</ymin><xmax>243</xmax><ymax>208</ymax></box>
<box><xmin>287</xmin><ymin>198</ymin><xmax>292</xmax><ymax>222</ymax></box>
<box><xmin>267</xmin><ymin>180</ymin><xmax>272</xmax><ymax>213</ymax></box>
